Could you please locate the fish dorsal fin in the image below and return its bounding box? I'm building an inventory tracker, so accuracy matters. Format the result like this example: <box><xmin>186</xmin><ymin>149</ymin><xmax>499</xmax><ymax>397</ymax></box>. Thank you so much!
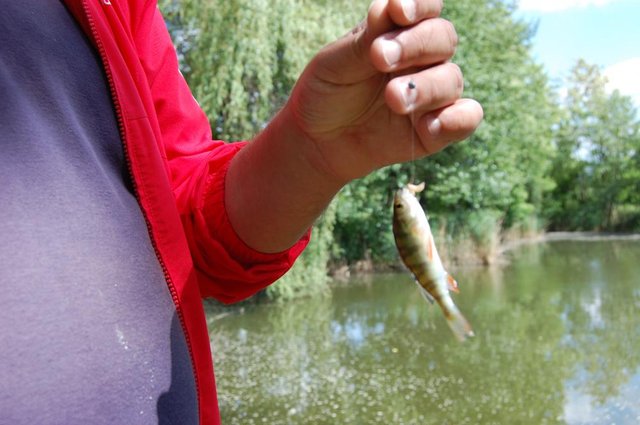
<box><xmin>415</xmin><ymin>281</ymin><xmax>435</xmax><ymax>304</ymax></box>
<box><xmin>407</xmin><ymin>182</ymin><xmax>425</xmax><ymax>194</ymax></box>
<box><xmin>447</xmin><ymin>273</ymin><xmax>459</xmax><ymax>293</ymax></box>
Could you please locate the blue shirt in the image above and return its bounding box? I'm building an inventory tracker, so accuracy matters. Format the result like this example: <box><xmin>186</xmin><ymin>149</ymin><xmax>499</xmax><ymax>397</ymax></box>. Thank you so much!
<box><xmin>0</xmin><ymin>2</ymin><xmax>198</xmax><ymax>423</ymax></box>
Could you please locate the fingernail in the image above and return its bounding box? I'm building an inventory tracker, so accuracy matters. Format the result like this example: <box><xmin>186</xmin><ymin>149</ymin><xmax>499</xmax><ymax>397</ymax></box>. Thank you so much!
<box><xmin>381</xmin><ymin>39</ymin><xmax>402</xmax><ymax>66</ymax></box>
<box><xmin>401</xmin><ymin>0</ymin><xmax>416</xmax><ymax>21</ymax></box>
<box><xmin>427</xmin><ymin>117</ymin><xmax>441</xmax><ymax>135</ymax></box>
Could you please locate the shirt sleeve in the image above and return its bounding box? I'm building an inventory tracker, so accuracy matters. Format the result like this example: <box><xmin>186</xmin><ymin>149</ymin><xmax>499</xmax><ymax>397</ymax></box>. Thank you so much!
<box><xmin>132</xmin><ymin>4</ymin><xmax>310</xmax><ymax>303</ymax></box>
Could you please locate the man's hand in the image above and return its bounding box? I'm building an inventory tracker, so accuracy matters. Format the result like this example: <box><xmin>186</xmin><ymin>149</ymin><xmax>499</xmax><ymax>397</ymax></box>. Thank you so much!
<box><xmin>288</xmin><ymin>0</ymin><xmax>483</xmax><ymax>185</ymax></box>
<box><xmin>225</xmin><ymin>0</ymin><xmax>483</xmax><ymax>253</ymax></box>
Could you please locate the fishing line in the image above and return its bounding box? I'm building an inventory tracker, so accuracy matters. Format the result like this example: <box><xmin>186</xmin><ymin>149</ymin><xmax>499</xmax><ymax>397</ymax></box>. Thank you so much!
<box><xmin>408</xmin><ymin>80</ymin><xmax>416</xmax><ymax>184</ymax></box>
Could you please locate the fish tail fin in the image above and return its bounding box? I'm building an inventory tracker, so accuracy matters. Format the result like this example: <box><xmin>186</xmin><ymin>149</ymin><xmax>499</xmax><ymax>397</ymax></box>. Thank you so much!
<box><xmin>445</xmin><ymin>306</ymin><xmax>474</xmax><ymax>342</ymax></box>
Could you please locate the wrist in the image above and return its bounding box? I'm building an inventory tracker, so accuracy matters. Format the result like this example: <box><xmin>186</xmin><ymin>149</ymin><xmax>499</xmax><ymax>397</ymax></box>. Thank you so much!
<box><xmin>224</xmin><ymin>104</ymin><xmax>345</xmax><ymax>253</ymax></box>
<box><xmin>275</xmin><ymin>101</ymin><xmax>353</xmax><ymax>190</ymax></box>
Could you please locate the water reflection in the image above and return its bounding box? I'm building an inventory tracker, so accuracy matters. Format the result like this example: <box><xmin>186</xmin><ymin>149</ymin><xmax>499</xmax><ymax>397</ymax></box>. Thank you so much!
<box><xmin>564</xmin><ymin>371</ymin><xmax>640</xmax><ymax>424</ymax></box>
<box><xmin>207</xmin><ymin>240</ymin><xmax>640</xmax><ymax>425</ymax></box>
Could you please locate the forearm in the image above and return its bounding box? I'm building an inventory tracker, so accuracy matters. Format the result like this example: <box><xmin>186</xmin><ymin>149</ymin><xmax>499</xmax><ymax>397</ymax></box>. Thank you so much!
<box><xmin>224</xmin><ymin>105</ymin><xmax>344</xmax><ymax>253</ymax></box>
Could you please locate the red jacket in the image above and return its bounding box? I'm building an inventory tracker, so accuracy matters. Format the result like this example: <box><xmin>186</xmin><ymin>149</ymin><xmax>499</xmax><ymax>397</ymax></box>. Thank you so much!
<box><xmin>63</xmin><ymin>1</ymin><xmax>309</xmax><ymax>424</ymax></box>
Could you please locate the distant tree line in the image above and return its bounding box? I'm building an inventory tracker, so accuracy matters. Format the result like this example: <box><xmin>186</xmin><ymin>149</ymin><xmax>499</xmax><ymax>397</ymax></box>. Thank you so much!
<box><xmin>160</xmin><ymin>0</ymin><xmax>640</xmax><ymax>301</ymax></box>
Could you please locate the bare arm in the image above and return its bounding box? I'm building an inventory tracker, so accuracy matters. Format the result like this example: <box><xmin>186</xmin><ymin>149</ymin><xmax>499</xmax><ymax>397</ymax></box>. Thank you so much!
<box><xmin>225</xmin><ymin>0</ymin><xmax>484</xmax><ymax>253</ymax></box>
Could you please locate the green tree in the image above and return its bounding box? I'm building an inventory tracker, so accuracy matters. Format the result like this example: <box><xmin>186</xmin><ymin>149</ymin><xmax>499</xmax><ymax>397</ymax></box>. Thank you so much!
<box><xmin>547</xmin><ymin>60</ymin><xmax>640</xmax><ymax>230</ymax></box>
<box><xmin>161</xmin><ymin>0</ymin><xmax>365</xmax><ymax>141</ymax></box>
<box><xmin>430</xmin><ymin>0</ymin><xmax>556</xmax><ymax>226</ymax></box>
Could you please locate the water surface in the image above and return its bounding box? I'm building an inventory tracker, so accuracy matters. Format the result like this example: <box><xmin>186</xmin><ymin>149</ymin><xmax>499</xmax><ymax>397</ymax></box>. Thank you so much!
<box><xmin>207</xmin><ymin>240</ymin><xmax>640</xmax><ymax>424</ymax></box>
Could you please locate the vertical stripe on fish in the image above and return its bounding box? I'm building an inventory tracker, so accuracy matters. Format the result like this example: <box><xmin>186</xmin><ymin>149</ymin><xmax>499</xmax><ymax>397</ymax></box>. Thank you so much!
<box><xmin>392</xmin><ymin>183</ymin><xmax>474</xmax><ymax>342</ymax></box>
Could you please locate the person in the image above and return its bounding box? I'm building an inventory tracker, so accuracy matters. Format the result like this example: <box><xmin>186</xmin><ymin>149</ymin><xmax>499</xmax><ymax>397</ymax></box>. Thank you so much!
<box><xmin>0</xmin><ymin>0</ymin><xmax>482</xmax><ymax>424</ymax></box>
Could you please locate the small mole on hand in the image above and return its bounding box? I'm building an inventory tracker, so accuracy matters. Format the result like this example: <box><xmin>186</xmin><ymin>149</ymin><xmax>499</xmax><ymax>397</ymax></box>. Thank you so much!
<box><xmin>408</xmin><ymin>81</ymin><xmax>416</xmax><ymax>90</ymax></box>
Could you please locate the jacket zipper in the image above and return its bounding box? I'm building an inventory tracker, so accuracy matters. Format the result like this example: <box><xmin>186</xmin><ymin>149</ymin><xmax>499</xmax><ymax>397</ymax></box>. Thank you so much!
<box><xmin>79</xmin><ymin>0</ymin><xmax>202</xmax><ymax>419</ymax></box>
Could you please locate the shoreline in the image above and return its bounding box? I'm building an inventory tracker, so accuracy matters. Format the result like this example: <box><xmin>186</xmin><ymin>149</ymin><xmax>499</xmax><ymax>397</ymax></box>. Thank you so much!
<box><xmin>499</xmin><ymin>231</ymin><xmax>640</xmax><ymax>255</ymax></box>
<box><xmin>203</xmin><ymin>231</ymin><xmax>640</xmax><ymax>307</ymax></box>
<box><xmin>331</xmin><ymin>231</ymin><xmax>640</xmax><ymax>280</ymax></box>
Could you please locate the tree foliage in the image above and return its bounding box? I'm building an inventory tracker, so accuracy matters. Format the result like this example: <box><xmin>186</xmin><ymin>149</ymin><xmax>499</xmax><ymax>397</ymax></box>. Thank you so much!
<box><xmin>546</xmin><ymin>60</ymin><xmax>640</xmax><ymax>230</ymax></box>
<box><xmin>161</xmin><ymin>0</ymin><xmax>365</xmax><ymax>141</ymax></box>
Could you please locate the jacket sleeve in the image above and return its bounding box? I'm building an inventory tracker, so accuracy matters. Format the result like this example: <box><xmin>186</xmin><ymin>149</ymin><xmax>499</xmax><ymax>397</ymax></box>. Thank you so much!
<box><xmin>131</xmin><ymin>4</ymin><xmax>310</xmax><ymax>303</ymax></box>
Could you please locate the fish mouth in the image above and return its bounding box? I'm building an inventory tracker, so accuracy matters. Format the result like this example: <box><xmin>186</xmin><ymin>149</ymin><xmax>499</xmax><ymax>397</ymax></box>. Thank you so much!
<box><xmin>393</xmin><ymin>191</ymin><xmax>410</xmax><ymax>211</ymax></box>
<box><xmin>393</xmin><ymin>192</ymin><xmax>405</xmax><ymax>207</ymax></box>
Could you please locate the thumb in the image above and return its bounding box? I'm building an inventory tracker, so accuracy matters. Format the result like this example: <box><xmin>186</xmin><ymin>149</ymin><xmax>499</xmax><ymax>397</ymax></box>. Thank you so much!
<box><xmin>308</xmin><ymin>0</ymin><xmax>395</xmax><ymax>84</ymax></box>
<box><xmin>363</xmin><ymin>0</ymin><xmax>397</xmax><ymax>44</ymax></box>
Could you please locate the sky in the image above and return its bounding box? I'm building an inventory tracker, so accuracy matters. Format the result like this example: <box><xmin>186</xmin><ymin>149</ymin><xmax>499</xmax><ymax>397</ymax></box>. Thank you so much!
<box><xmin>515</xmin><ymin>0</ymin><xmax>640</xmax><ymax>107</ymax></box>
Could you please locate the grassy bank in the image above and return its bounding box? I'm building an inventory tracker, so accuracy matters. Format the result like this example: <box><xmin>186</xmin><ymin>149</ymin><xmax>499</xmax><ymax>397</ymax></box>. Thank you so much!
<box><xmin>329</xmin><ymin>230</ymin><xmax>640</xmax><ymax>286</ymax></box>
<box><xmin>330</xmin><ymin>223</ymin><xmax>545</xmax><ymax>281</ymax></box>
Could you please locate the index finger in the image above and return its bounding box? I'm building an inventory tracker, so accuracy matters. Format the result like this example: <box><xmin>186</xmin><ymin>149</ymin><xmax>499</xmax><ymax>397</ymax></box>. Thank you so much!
<box><xmin>386</xmin><ymin>0</ymin><xmax>443</xmax><ymax>26</ymax></box>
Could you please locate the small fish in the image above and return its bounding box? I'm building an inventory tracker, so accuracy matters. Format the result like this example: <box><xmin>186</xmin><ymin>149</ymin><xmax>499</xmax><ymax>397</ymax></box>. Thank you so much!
<box><xmin>392</xmin><ymin>182</ymin><xmax>474</xmax><ymax>341</ymax></box>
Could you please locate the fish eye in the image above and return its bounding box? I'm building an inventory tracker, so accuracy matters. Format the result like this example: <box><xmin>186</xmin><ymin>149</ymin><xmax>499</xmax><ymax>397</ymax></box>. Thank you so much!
<box><xmin>394</xmin><ymin>203</ymin><xmax>403</xmax><ymax>209</ymax></box>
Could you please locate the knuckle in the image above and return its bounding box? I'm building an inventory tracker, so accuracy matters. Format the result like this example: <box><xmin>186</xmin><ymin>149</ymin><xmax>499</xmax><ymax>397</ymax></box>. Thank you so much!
<box><xmin>415</xmin><ymin>19</ymin><xmax>435</xmax><ymax>47</ymax></box>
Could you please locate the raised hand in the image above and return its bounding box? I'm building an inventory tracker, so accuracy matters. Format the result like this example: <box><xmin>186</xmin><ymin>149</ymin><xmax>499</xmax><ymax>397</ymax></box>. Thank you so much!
<box><xmin>286</xmin><ymin>0</ymin><xmax>484</xmax><ymax>184</ymax></box>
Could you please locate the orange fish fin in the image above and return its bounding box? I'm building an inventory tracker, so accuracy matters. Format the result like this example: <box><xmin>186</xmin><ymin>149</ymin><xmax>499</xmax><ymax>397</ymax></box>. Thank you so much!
<box><xmin>447</xmin><ymin>274</ymin><xmax>459</xmax><ymax>293</ymax></box>
<box><xmin>426</xmin><ymin>235</ymin><xmax>434</xmax><ymax>261</ymax></box>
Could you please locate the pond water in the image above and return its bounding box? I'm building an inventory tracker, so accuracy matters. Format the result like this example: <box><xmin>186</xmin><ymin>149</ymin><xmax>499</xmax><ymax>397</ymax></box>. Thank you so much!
<box><xmin>206</xmin><ymin>240</ymin><xmax>640</xmax><ymax>424</ymax></box>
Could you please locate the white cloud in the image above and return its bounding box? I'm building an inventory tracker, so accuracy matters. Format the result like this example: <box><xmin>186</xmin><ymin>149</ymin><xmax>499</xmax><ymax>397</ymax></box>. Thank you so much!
<box><xmin>604</xmin><ymin>57</ymin><xmax>640</xmax><ymax>107</ymax></box>
<box><xmin>518</xmin><ymin>0</ymin><xmax>618</xmax><ymax>12</ymax></box>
